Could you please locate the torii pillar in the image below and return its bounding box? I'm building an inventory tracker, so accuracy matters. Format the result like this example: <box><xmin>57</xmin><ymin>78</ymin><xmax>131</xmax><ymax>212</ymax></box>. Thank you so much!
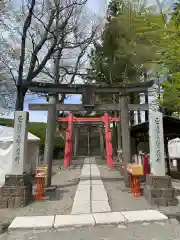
<box><xmin>73</xmin><ymin>126</ymin><xmax>79</xmax><ymax>158</ymax></box>
<box><xmin>120</xmin><ymin>96</ymin><xmax>131</xmax><ymax>188</ymax></box>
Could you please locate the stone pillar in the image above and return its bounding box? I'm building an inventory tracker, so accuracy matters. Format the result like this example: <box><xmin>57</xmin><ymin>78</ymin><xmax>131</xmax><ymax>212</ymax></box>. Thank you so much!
<box><xmin>144</xmin><ymin>175</ymin><xmax>177</xmax><ymax>206</ymax></box>
<box><xmin>144</xmin><ymin>85</ymin><xmax>177</xmax><ymax>206</ymax></box>
<box><xmin>99</xmin><ymin>126</ymin><xmax>104</xmax><ymax>158</ymax></box>
<box><xmin>120</xmin><ymin>96</ymin><xmax>131</xmax><ymax>188</ymax></box>
<box><xmin>0</xmin><ymin>111</ymin><xmax>33</xmax><ymax>208</ymax></box>
<box><xmin>117</xmin><ymin>114</ymin><xmax>122</xmax><ymax>151</ymax></box>
<box><xmin>73</xmin><ymin>127</ymin><xmax>79</xmax><ymax>158</ymax></box>
<box><xmin>43</xmin><ymin>94</ymin><xmax>57</xmax><ymax>187</ymax></box>
<box><xmin>87</xmin><ymin>127</ymin><xmax>90</xmax><ymax>157</ymax></box>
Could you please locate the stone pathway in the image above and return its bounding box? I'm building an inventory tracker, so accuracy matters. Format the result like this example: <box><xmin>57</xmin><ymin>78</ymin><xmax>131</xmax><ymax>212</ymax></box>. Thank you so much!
<box><xmin>71</xmin><ymin>157</ymin><xmax>111</xmax><ymax>214</ymax></box>
<box><xmin>0</xmin><ymin>160</ymin><xmax>82</xmax><ymax>231</ymax></box>
<box><xmin>8</xmin><ymin>157</ymin><xmax>171</xmax><ymax>230</ymax></box>
<box><xmin>8</xmin><ymin>210</ymin><xmax>168</xmax><ymax>230</ymax></box>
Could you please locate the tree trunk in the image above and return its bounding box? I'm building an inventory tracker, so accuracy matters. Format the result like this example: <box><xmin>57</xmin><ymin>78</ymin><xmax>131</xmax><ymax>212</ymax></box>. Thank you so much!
<box><xmin>15</xmin><ymin>86</ymin><xmax>27</xmax><ymax>111</ymax></box>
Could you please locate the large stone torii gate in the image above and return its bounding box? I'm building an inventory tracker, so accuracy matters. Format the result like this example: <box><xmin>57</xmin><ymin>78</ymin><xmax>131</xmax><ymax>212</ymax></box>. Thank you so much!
<box><xmin>1</xmin><ymin>80</ymin><xmax>176</xmax><ymax>209</ymax></box>
<box><xmin>27</xmin><ymin>80</ymin><xmax>153</xmax><ymax>187</ymax></box>
<box><xmin>8</xmin><ymin>79</ymin><xmax>177</xmax><ymax>207</ymax></box>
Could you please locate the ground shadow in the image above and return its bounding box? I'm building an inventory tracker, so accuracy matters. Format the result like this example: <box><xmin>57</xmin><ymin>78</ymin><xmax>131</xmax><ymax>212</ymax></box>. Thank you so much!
<box><xmin>54</xmin><ymin>180</ymin><xmax>79</xmax><ymax>189</ymax></box>
<box><xmin>45</xmin><ymin>188</ymin><xmax>68</xmax><ymax>201</ymax></box>
<box><xmin>76</xmin><ymin>176</ymin><xmax>124</xmax><ymax>182</ymax></box>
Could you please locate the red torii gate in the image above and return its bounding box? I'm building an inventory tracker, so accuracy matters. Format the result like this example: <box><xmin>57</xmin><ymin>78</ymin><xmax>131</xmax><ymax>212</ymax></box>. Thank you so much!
<box><xmin>57</xmin><ymin>112</ymin><xmax>120</xmax><ymax>169</ymax></box>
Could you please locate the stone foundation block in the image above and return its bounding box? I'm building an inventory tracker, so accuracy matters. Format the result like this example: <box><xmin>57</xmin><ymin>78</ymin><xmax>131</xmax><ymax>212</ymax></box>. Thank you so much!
<box><xmin>0</xmin><ymin>197</ymin><xmax>8</xmax><ymax>208</ymax></box>
<box><xmin>8</xmin><ymin>197</ymin><xmax>15</xmax><ymax>208</ymax></box>
<box><xmin>146</xmin><ymin>175</ymin><xmax>172</xmax><ymax>188</ymax></box>
<box><xmin>0</xmin><ymin>186</ymin><xmax>30</xmax><ymax>198</ymax></box>
<box><xmin>144</xmin><ymin>175</ymin><xmax>177</xmax><ymax>206</ymax></box>
<box><xmin>5</xmin><ymin>174</ymin><xmax>31</xmax><ymax>186</ymax></box>
<box><xmin>14</xmin><ymin>196</ymin><xmax>28</xmax><ymax>208</ymax></box>
<box><xmin>145</xmin><ymin>196</ymin><xmax>178</xmax><ymax>206</ymax></box>
<box><xmin>0</xmin><ymin>174</ymin><xmax>33</xmax><ymax>209</ymax></box>
<box><xmin>144</xmin><ymin>185</ymin><xmax>175</xmax><ymax>199</ymax></box>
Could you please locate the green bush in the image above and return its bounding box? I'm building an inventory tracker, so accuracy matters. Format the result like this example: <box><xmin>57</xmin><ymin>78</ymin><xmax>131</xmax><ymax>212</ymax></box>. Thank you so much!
<box><xmin>0</xmin><ymin>118</ymin><xmax>65</xmax><ymax>155</ymax></box>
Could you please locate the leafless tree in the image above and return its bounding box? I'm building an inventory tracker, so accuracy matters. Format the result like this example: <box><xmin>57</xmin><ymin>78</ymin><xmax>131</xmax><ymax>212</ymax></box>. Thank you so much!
<box><xmin>0</xmin><ymin>0</ymin><xmax>102</xmax><ymax>110</ymax></box>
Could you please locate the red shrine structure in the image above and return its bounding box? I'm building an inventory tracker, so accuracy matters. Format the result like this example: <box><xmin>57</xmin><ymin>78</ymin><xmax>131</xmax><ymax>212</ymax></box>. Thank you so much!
<box><xmin>58</xmin><ymin>112</ymin><xmax>120</xmax><ymax>169</ymax></box>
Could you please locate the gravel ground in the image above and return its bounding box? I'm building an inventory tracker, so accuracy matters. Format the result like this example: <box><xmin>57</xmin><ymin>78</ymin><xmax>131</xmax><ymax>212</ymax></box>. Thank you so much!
<box><xmin>98</xmin><ymin>164</ymin><xmax>151</xmax><ymax>212</ymax></box>
<box><xmin>0</xmin><ymin>160</ymin><xmax>82</xmax><ymax>231</ymax></box>
<box><xmin>98</xmin><ymin>160</ymin><xmax>180</xmax><ymax>217</ymax></box>
<box><xmin>1</xmin><ymin>219</ymin><xmax>180</xmax><ymax>240</ymax></box>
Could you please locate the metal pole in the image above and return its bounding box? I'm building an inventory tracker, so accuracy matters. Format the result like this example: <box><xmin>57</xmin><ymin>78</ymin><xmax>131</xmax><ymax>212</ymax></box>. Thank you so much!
<box><xmin>43</xmin><ymin>94</ymin><xmax>57</xmax><ymax>187</ymax></box>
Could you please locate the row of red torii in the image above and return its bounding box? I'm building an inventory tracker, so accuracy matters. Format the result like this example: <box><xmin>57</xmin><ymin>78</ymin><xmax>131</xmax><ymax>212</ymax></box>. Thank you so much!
<box><xmin>58</xmin><ymin>112</ymin><xmax>120</xmax><ymax>168</ymax></box>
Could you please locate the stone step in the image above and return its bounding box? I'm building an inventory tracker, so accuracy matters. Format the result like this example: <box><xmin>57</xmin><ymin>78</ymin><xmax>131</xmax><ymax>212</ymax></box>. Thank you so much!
<box><xmin>8</xmin><ymin>210</ymin><xmax>168</xmax><ymax>230</ymax></box>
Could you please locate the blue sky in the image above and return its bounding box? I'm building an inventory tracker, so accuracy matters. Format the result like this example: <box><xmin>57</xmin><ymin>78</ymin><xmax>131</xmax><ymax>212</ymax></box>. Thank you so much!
<box><xmin>24</xmin><ymin>94</ymin><xmax>81</xmax><ymax>122</ymax></box>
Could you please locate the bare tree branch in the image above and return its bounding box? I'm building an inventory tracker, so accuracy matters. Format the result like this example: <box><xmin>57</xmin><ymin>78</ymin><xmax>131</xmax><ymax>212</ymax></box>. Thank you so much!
<box><xmin>0</xmin><ymin>0</ymin><xmax>102</xmax><ymax>110</ymax></box>
<box><xmin>0</xmin><ymin>59</ymin><xmax>17</xmax><ymax>85</ymax></box>
<box><xmin>26</xmin><ymin>9</ymin><xmax>55</xmax><ymax>81</ymax></box>
<box><xmin>18</xmin><ymin>0</ymin><xmax>36</xmax><ymax>87</ymax></box>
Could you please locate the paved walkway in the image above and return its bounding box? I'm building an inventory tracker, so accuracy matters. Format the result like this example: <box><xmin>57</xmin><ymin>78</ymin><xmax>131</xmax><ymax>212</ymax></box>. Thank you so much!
<box><xmin>71</xmin><ymin>157</ymin><xmax>111</xmax><ymax>214</ymax></box>
<box><xmin>7</xmin><ymin>157</ymin><xmax>171</xmax><ymax>231</ymax></box>
<box><xmin>3</xmin><ymin>156</ymin><xmax>180</xmax><ymax>239</ymax></box>
<box><xmin>0</xmin><ymin>160</ymin><xmax>82</xmax><ymax>230</ymax></box>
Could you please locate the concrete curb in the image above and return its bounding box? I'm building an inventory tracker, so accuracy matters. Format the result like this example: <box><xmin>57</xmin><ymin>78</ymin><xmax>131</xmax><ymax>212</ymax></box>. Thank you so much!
<box><xmin>8</xmin><ymin>210</ymin><xmax>168</xmax><ymax>230</ymax></box>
